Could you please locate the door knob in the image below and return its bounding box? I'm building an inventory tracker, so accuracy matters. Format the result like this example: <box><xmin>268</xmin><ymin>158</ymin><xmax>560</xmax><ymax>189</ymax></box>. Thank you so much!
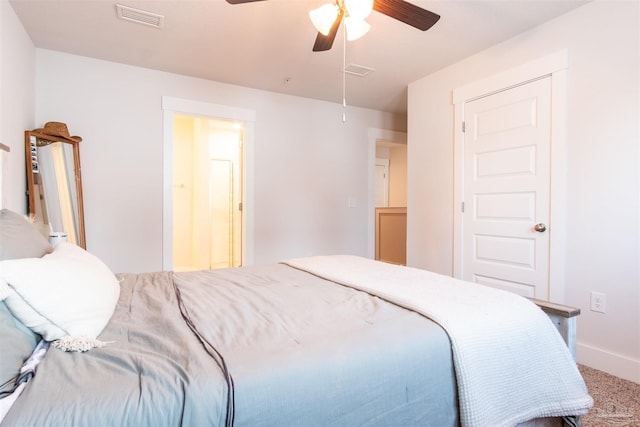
<box><xmin>534</xmin><ymin>223</ymin><xmax>547</xmax><ymax>232</ymax></box>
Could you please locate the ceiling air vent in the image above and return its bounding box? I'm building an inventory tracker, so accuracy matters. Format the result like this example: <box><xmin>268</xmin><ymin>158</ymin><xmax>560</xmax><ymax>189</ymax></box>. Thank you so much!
<box><xmin>116</xmin><ymin>4</ymin><xmax>164</xmax><ymax>29</ymax></box>
<box><xmin>344</xmin><ymin>64</ymin><xmax>376</xmax><ymax>77</ymax></box>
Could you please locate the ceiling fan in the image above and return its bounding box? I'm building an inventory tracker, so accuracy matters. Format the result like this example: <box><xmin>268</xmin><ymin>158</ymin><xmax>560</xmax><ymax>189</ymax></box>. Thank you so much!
<box><xmin>225</xmin><ymin>0</ymin><xmax>440</xmax><ymax>52</ymax></box>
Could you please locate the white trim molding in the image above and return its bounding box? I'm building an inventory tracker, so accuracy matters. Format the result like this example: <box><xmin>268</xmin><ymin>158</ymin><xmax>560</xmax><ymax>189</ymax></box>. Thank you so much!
<box><xmin>578</xmin><ymin>343</ymin><xmax>640</xmax><ymax>384</ymax></box>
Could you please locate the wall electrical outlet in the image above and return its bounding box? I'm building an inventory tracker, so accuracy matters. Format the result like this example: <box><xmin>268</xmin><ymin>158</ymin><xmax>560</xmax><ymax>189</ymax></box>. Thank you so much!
<box><xmin>590</xmin><ymin>291</ymin><xmax>606</xmax><ymax>313</ymax></box>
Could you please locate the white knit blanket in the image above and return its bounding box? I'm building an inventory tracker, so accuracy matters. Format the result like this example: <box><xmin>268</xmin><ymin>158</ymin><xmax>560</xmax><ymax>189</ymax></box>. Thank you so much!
<box><xmin>283</xmin><ymin>255</ymin><xmax>592</xmax><ymax>427</ymax></box>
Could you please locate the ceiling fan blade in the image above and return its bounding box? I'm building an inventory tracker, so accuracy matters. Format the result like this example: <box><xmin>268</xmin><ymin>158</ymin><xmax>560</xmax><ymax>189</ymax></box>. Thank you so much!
<box><xmin>225</xmin><ymin>0</ymin><xmax>266</xmax><ymax>4</ymax></box>
<box><xmin>373</xmin><ymin>0</ymin><xmax>440</xmax><ymax>31</ymax></box>
<box><xmin>312</xmin><ymin>10</ymin><xmax>344</xmax><ymax>52</ymax></box>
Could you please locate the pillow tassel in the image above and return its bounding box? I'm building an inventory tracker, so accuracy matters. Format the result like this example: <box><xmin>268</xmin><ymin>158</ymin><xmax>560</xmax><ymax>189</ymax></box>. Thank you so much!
<box><xmin>52</xmin><ymin>336</ymin><xmax>111</xmax><ymax>352</ymax></box>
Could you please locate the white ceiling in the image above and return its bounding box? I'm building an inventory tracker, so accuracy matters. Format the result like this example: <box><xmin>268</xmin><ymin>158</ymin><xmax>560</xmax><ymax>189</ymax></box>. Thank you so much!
<box><xmin>9</xmin><ymin>0</ymin><xmax>589</xmax><ymax>114</ymax></box>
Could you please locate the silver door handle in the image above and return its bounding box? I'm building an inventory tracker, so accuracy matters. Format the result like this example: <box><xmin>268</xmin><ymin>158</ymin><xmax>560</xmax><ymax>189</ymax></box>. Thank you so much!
<box><xmin>534</xmin><ymin>223</ymin><xmax>547</xmax><ymax>232</ymax></box>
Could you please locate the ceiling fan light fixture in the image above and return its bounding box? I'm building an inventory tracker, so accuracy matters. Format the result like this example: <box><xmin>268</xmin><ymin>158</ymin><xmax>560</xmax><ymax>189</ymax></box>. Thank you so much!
<box><xmin>344</xmin><ymin>17</ymin><xmax>370</xmax><ymax>41</ymax></box>
<box><xmin>343</xmin><ymin>0</ymin><xmax>373</xmax><ymax>20</ymax></box>
<box><xmin>309</xmin><ymin>3</ymin><xmax>339</xmax><ymax>36</ymax></box>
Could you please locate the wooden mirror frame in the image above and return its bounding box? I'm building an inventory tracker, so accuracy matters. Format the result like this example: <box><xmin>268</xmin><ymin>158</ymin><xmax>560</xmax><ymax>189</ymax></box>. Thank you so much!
<box><xmin>25</xmin><ymin>130</ymin><xmax>86</xmax><ymax>249</ymax></box>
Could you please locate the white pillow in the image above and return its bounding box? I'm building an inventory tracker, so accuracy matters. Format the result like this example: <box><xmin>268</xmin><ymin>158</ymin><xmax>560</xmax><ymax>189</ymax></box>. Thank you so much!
<box><xmin>0</xmin><ymin>243</ymin><xmax>120</xmax><ymax>342</ymax></box>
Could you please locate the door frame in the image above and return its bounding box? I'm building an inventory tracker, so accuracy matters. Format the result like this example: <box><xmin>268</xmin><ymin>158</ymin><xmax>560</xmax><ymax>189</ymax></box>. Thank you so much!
<box><xmin>452</xmin><ymin>50</ymin><xmax>569</xmax><ymax>303</ymax></box>
<box><xmin>162</xmin><ymin>96</ymin><xmax>256</xmax><ymax>271</ymax></box>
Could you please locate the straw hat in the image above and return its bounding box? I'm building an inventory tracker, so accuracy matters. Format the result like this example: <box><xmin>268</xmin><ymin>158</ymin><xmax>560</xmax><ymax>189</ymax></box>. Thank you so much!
<box><xmin>32</xmin><ymin>122</ymin><xmax>82</xmax><ymax>143</ymax></box>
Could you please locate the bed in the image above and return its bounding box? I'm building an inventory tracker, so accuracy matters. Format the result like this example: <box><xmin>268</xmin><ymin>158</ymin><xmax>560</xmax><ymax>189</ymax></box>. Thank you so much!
<box><xmin>0</xmin><ymin>209</ymin><xmax>592</xmax><ymax>427</ymax></box>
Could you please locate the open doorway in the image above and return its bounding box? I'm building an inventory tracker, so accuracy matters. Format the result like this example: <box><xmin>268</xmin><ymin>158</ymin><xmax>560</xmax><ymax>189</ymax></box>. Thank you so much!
<box><xmin>367</xmin><ymin>129</ymin><xmax>407</xmax><ymax>260</ymax></box>
<box><xmin>173</xmin><ymin>115</ymin><xmax>244</xmax><ymax>271</ymax></box>
<box><xmin>374</xmin><ymin>140</ymin><xmax>407</xmax><ymax>265</ymax></box>
<box><xmin>375</xmin><ymin>141</ymin><xmax>407</xmax><ymax>207</ymax></box>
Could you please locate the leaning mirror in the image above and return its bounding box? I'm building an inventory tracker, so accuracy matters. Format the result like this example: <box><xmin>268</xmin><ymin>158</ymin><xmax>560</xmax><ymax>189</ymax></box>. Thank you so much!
<box><xmin>25</xmin><ymin>123</ymin><xmax>86</xmax><ymax>248</ymax></box>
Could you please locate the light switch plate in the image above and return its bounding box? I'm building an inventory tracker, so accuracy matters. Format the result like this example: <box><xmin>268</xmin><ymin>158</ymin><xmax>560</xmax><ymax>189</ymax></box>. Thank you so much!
<box><xmin>590</xmin><ymin>291</ymin><xmax>606</xmax><ymax>313</ymax></box>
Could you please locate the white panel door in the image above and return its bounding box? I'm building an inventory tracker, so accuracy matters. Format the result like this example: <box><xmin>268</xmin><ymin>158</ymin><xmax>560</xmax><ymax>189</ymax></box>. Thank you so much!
<box><xmin>375</xmin><ymin>158</ymin><xmax>389</xmax><ymax>207</ymax></box>
<box><xmin>209</xmin><ymin>159</ymin><xmax>233</xmax><ymax>269</ymax></box>
<box><xmin>462</xmin><ymin>77</ymin><xmax>551</xmax><ymax>299</ymax></box>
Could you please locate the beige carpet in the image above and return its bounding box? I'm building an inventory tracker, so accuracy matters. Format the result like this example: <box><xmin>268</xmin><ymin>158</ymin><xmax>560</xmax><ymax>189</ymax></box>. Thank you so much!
<box><xmin>579</xmin><ymin>364</ymin><xmax>640</xmax><ymax>427</ymax></box>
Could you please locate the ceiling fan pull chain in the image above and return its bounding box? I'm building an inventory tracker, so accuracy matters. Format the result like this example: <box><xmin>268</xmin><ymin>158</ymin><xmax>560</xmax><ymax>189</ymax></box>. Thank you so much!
<box><xmin>342</xmin><ymin>18</ymin><xmax>347</xmax><ymax>123</ymax></box>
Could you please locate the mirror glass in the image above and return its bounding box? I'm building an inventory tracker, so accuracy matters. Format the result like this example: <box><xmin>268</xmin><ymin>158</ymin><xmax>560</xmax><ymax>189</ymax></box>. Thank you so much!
<box><xmin>26</xmin><ymin>131</ymin><xmax>86</xmax><ymax>248</ymax></box>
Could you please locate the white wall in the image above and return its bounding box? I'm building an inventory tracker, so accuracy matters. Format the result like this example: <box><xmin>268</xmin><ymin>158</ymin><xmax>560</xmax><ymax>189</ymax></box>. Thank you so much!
<box><xmin>33</xmin><ymin>49</ymin><xmax>406</xmax><ymax>273</ymax></box>
<box><xmin>0</xmin><ymin>0</ymin><xmax>35</xmax><ymax>212</ymax></box>
<box><xmin>407</xmin><ymin>0</ymin><xmax>639</xmax><ymax>382</ymax></box>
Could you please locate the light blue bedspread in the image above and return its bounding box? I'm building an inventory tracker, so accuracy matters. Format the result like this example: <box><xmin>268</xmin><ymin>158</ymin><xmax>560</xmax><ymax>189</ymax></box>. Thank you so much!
<box><xmin>2</xmin><ymin>264</ymin><xmax>457</xmax><ymax>426</ymax></box>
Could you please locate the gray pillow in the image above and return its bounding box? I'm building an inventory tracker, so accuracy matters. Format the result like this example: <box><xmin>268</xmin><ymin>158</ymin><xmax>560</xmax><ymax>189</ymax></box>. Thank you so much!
<box><xmin>0</xmin><ymin>209</ymin><xmax>53</xmax><ymax>260</ymax></box>
<box><xmin>0</xmin><ymin>300</ymin><xmax>40</xmax><ymax>389</ymax></box>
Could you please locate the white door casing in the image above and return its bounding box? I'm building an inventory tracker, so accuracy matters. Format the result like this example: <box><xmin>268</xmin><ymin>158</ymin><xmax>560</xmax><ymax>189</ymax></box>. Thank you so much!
<box><xmin>162</xmin><ymin>96</ymin><xmax>256</xmax><ymax>271</ymax></box>
<box><xmin>462</xmin><ymin>77</ymin><xmax>551</xmax><ymax>299</ymax></box>
<box><xmin>452</xmin><ymin>50</ymin><xmax>569</xmax><ymax>303</ymax></box>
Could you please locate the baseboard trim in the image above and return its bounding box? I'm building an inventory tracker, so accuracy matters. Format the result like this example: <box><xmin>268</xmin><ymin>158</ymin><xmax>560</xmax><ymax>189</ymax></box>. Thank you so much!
<box><xmin>577</xmin><ymin>342</ymin><xmax>640</xmax><ymax>384</ymax></box>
